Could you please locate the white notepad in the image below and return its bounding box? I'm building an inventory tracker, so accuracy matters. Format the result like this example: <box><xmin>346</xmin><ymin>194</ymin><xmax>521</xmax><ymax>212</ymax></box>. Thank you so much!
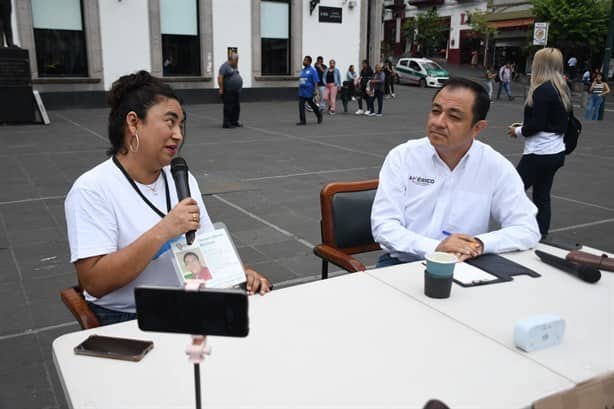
<box><xmin>453</xmin><ymin>262</ymin><xmax>499</xmax><ymax>285</ymax></box>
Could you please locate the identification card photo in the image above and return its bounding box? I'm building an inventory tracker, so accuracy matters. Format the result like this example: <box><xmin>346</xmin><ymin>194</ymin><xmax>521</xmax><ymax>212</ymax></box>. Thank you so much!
<box><xmin>171</xmin><ymin>223</ymin><xmax>246</xmax><ymax>288</ymax></box>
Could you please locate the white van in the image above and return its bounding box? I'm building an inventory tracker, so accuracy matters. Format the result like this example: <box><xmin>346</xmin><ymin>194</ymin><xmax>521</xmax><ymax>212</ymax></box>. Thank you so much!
<box><xmin>395</xmin><ymin>58</ymin><xmax>449</xmax><ymax>88</ymax></box>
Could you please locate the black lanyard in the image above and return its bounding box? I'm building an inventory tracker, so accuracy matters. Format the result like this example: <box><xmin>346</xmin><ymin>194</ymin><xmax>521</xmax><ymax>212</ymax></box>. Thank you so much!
<box><xmin>112</xmin><ymin>156</ymin><xmax>171</xmax><ymax>218</ymax></box>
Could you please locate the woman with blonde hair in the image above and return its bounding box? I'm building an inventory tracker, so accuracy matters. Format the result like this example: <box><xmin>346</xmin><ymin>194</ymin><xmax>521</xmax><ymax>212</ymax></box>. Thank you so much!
<box><xmin>508</xmin><ymin>47</ymin><xmax>570</xmax><ymax>237</ymax></box>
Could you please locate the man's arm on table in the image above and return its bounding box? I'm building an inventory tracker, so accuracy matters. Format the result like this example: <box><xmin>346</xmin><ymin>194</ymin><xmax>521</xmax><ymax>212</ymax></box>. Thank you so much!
<box><xmin>371</xmin><ymin>148</ymin><xmax>440</xmax><ymax>258</ymax></box>
<box><xmin>475</xmin><ymin>163</ymin><xmax>541</xmax><ymax>253</ymax></box>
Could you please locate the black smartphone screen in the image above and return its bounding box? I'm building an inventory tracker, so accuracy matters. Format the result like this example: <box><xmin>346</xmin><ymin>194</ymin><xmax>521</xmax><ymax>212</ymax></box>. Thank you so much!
<box><xmin>74</xmin><ymin>335</ymin><xmax>154</xmax><ymax>361</ymax></box>
<box><xmin>135</xmin><ymin>287</ymin><xmax>249</xmax><ymax>337</ymax></box>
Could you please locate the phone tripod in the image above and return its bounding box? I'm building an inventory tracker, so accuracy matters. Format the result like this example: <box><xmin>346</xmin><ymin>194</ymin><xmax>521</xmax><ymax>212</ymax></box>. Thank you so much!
<box><xmin>185</xmin><ymin>279</ymin><xmax>211</xmax><ymax>409</ymax></box>
<box><xmin>186</xmin><ymin>334</ymin><xmax>211</xmax><ymax>409</ymax></box>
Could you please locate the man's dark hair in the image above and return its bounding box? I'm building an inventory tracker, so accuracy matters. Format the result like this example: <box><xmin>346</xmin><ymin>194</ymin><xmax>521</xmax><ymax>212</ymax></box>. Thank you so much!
<box><xmin>317</xmin><ymin>56</ymin><xmax>323</xmax><ymax>61</ymax></box>
<box><xmin>304</xmin><ymin>55</ymin><xmax>312</xmax><ymax>63</ymax></box>
<box><xmin>183</xmin><ymin>252</ymin><xmax>200</xmax><ymax>263</ymax></box>
<box><xmin>433</xmin><ymin>77</ymin><xmax>490</xmax><ymax>125</ymax></box>
<box><xmin>362</xmin><ymin>59</ymin><xmax>369</xmax><ymax>65</ymax></box>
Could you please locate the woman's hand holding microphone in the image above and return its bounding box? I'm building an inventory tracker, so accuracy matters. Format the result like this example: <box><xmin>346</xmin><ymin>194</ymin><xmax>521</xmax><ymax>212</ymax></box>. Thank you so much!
<box><xmin>156</xmin><ymin>198</ymin><xmax>200</xmax><ymax>241</ymax></box>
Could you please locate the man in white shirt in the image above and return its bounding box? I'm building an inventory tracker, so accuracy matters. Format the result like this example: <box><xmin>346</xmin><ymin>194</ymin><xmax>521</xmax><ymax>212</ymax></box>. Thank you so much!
<box><xmin>497</xmin><ymin>62</ymin><xmax>514</xmax><ymax>101</ymax></box>
<box><xmin>371</xmin><ymin>77</ymin><xmax>540</xmax><ymax>267</ymax></box>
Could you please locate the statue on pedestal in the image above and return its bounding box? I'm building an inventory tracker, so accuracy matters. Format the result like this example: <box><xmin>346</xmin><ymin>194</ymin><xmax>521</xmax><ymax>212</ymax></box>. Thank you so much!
<box><xmin>0</xmin><ymin>0</ymin><xmax>15</xmax><ymax>48</ymax></box>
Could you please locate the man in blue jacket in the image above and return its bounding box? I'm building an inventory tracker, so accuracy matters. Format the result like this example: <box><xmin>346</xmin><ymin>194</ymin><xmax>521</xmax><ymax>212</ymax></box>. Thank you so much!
<box><xmin>297</xmin><ymin>56</ymin><xmax>323</xmax><ymax>125</ymax></box>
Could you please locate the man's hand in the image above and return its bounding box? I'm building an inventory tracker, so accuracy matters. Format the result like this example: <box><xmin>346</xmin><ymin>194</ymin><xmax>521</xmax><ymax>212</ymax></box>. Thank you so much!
<box><xmin>508</xmin><ymin>126</ymin><xmax>518</xmax><ymax>138</ymax></box>
<box><xmin>245</xmin><ymin>267</ymin><xmax>272</xmax><ymax>296</ymax></box>
<box><xmin>436</xmin><ymin>233</ymin><xmax>483</xmax><ymax>262</ymax></box>
<box><xmin>218</xmin><ymin>88</ymin><xmax>223</xmax><ymax>97</ymax></box>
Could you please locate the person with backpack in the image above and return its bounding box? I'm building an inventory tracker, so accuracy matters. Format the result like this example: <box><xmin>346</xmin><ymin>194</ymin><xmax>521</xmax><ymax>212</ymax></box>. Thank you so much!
<box><xmin>508</xmin><ymin>48</ymin><xmax>571</xmax><ymax>237</ymax></box>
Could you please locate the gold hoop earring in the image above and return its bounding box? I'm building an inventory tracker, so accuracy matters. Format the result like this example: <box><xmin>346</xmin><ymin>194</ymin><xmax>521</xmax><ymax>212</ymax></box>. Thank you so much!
<box><xmin>129</xmin><ymin>132</ymin><xmax>140</xmax><ymax>153</ymax></box>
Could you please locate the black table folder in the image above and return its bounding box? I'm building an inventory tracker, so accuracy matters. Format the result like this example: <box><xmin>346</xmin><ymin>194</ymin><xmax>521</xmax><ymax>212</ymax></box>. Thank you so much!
<box><xmin>454</xmin><ymin>254</ymin><xmax>541</xmax><ymax>287</ymax></box>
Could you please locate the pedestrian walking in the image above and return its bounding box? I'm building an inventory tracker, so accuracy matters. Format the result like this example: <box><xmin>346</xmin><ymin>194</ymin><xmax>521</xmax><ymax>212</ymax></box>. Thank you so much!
<box><xmin>314</xmin><ymin>56</ymin><xmax>327</xmax><ymax>110</ymax></box>
<box><xmin>497</xmin><ymin>62</ymin><xmax>514</xmax><ymax>101</ymax></box>
<box><xmin>369</xmin><ymin>64</ymin><xmax>385</xmax><ymax>117</ymax></box>
<box><xmin>485</xmin><ymin>65</ymin><xmax>496</xmax><ymax>101</ymax></box>
<box><xmin>355</xmin><ymin>60</ymin><xmax>374</xmax><ymax>115</ymax></box>
<box><xmin>217</xmin><ymin>53</ymin><xmax>243</xmax><ymax>128</ymax></box>
<box><xmin>297</xmin><ymin>55</ymin><xmax>322</xmax><ymax>126</ymax></box>
<box><xmin>384</xmin><ymin>60</ymin><xmax>396</xmax><ymax>98</ymax></box>
<box><xmin>322</xmin><ymin>59</ymin><xmax>342</xmax><ymax>115</ymax></box>
<box><xmin>508</xmin><ymin>48</ymin><xmax>571</xmax><ymax>237</ymax></box>
<box><xmin>585</xmin><ymin>73</ymin><xmax>610</xmax><ymax>120</ymax></box>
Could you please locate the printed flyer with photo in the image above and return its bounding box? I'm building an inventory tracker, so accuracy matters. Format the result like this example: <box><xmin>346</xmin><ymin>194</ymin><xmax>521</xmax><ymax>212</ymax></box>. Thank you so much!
<box><xmin>171</xmin><ymin>223</ymin><xmax>246</xmax><ymax>289</ymax></box>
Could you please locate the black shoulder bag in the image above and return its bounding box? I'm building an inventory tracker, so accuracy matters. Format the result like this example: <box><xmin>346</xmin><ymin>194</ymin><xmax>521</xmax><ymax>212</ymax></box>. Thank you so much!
<box><xmin>564</xmin><ymin>107</ymin><xmax>582</xmax><ymax>155</ymax></box>
<box><xmin>555</xmin><ymin>87</ymin><xmax>582</xmax><ymax>155</ymax></box>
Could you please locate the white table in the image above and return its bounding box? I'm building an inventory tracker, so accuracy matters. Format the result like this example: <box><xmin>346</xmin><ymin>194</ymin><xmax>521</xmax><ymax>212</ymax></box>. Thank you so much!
<box><xmin>367</xmin><ymin>243</ymin><xmax>614</xmax><ymax>384</ymax></box>
<box><xmin>53</xmin><ymin>246</ymin><xmax>612</xmax><ymax>409</ymax></box>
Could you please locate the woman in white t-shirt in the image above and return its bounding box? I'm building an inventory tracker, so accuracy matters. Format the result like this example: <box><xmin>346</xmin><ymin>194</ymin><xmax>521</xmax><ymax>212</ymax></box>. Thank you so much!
<box><xmin>65</xmin><ymin>71</ymin><xmax>271</xmax><ymax>325</ymax></box>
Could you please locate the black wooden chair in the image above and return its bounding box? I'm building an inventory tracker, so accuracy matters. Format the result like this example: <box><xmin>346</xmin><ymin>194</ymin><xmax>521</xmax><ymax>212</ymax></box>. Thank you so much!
<box><xmin>313</xmin><ymin>179</ymin><xmax>381</xmax><ymax>279</ymax></box>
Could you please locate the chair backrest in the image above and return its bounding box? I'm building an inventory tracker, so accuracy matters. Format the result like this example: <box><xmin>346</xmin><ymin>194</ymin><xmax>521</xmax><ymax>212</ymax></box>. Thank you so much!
<box><xmin>320</xmin><ymin>179</ymin><xmax>380</xmax><ymax>255</ymax></box>
<box><xmin>60</xmin><ymin>285</ymin><xmax>100</xmax><ymax>329</ymax></box>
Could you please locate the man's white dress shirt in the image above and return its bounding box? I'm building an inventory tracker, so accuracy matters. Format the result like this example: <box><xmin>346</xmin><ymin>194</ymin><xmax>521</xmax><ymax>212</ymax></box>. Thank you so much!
<box><xmin>371</xmin><ymin>137</ymin><xmax>540</xmax><ymax>261</ymax></box>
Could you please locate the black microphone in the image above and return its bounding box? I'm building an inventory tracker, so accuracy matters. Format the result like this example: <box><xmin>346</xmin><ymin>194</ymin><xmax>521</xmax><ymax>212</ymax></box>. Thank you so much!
<box><xmin>535</xmin><ymin>250</ymin><xmax>601</xmax><ymax>283</ymax></box>
<box><xmin>170</xmin><ymin>157</ymin><xmax>195</xmax><ymax>245</ymax></box>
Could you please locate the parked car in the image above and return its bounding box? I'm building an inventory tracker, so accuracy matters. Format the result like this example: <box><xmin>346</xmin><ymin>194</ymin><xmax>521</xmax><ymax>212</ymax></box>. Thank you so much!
<box><xmin>395</xmin><ymin>58</ymin><xmax>449</xmax><ymax>88</ymax></box>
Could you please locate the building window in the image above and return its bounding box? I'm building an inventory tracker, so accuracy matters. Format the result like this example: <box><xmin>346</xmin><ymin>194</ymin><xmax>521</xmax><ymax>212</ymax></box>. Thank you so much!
<box><xmin>261</xmin><ymin>0</ymin><xmax>290</xmax><ymax>75</ymax></box>
<box><xmin>160</xmin><ymin>0</ymin><xmax>201</xmax><ymax>76</ymax></box>
<box><xmin>31</xmin><ymin>0</ymin><xmax>88</xmax><ymax>77</ymax></box>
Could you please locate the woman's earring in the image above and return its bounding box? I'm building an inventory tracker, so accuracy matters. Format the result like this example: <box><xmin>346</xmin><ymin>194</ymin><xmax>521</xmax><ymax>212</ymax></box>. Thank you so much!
<box><xmin>129</xmin><ymin>132</ymin><xmax>140</xmax><ymax>153</ymax></box>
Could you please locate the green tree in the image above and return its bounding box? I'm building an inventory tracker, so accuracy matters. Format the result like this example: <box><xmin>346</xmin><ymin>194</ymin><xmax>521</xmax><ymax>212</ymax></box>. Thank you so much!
<box><xmin>467</xmin><ymin>10</ymin><xmax>497</xmax><ymax>38</ymax></box>
<box><xmin>467</xmin><ymin>10</ymin><xmax>498</xmax><ymax>67</ymax></box>
<box><xmin>401</xmin><ymin>17</ymin><xmax>416</xmax><ymax>53</ymax></box>
<box><xmin>531</xmin><ymin>0</ymin><xmax>611</xmax><ymax>58</ymax></box>
<box><xmin>402</xmin><ymin>8</ymin><xmax>445</xmax><ymax>57</ymax></box>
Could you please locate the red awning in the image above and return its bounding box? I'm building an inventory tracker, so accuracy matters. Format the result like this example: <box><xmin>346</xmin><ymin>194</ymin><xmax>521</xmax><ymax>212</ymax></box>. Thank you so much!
<box><xmin>489</xmin><ymin>18</ymin><xmax>535</xmax><ymax>29</ymax></box>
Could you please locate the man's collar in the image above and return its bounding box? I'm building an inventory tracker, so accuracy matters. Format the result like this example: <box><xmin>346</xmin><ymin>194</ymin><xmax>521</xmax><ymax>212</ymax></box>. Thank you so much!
<box><xmin>429</xmin><ymin>138</ymin><xmax>478</xmax><ymax>170</ymax></box>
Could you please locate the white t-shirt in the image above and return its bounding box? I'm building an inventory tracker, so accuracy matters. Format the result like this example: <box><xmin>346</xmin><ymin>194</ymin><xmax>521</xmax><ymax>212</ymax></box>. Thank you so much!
<box><xmin>65</xmin><ymin>158</ymin><xmax>214</xmax><ymax>313</ymax></box>
<box><xmin>519</xmin><ymin>129</ymin><xmax>565</xmax><ymax>155</ymax></box>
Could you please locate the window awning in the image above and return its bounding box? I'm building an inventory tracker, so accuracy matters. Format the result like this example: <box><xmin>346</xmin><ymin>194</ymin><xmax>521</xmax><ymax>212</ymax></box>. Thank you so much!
<box><xmin>489</xmin><ymin>18</ymin><xmax>535</xmax><ymax>29</ymax></box>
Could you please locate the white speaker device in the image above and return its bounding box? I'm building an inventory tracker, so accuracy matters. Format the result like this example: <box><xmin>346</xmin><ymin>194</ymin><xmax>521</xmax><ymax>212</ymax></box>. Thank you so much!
<box><xmin>514</xmin><ymin>315</ymin><xmax>565</xmax><ymax>352</ymax></box>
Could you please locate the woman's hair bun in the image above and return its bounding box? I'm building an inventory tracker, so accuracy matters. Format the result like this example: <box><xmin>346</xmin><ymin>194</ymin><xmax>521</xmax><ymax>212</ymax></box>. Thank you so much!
<box><xmin>105</xmin><ymin>70</ymin><xmax>178</xmax><ymax>156</ymax></box>
<box><xmin>108</xmin><ymin>70</ymin><xmax>156</xmax><ymax>110</ymax></box>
